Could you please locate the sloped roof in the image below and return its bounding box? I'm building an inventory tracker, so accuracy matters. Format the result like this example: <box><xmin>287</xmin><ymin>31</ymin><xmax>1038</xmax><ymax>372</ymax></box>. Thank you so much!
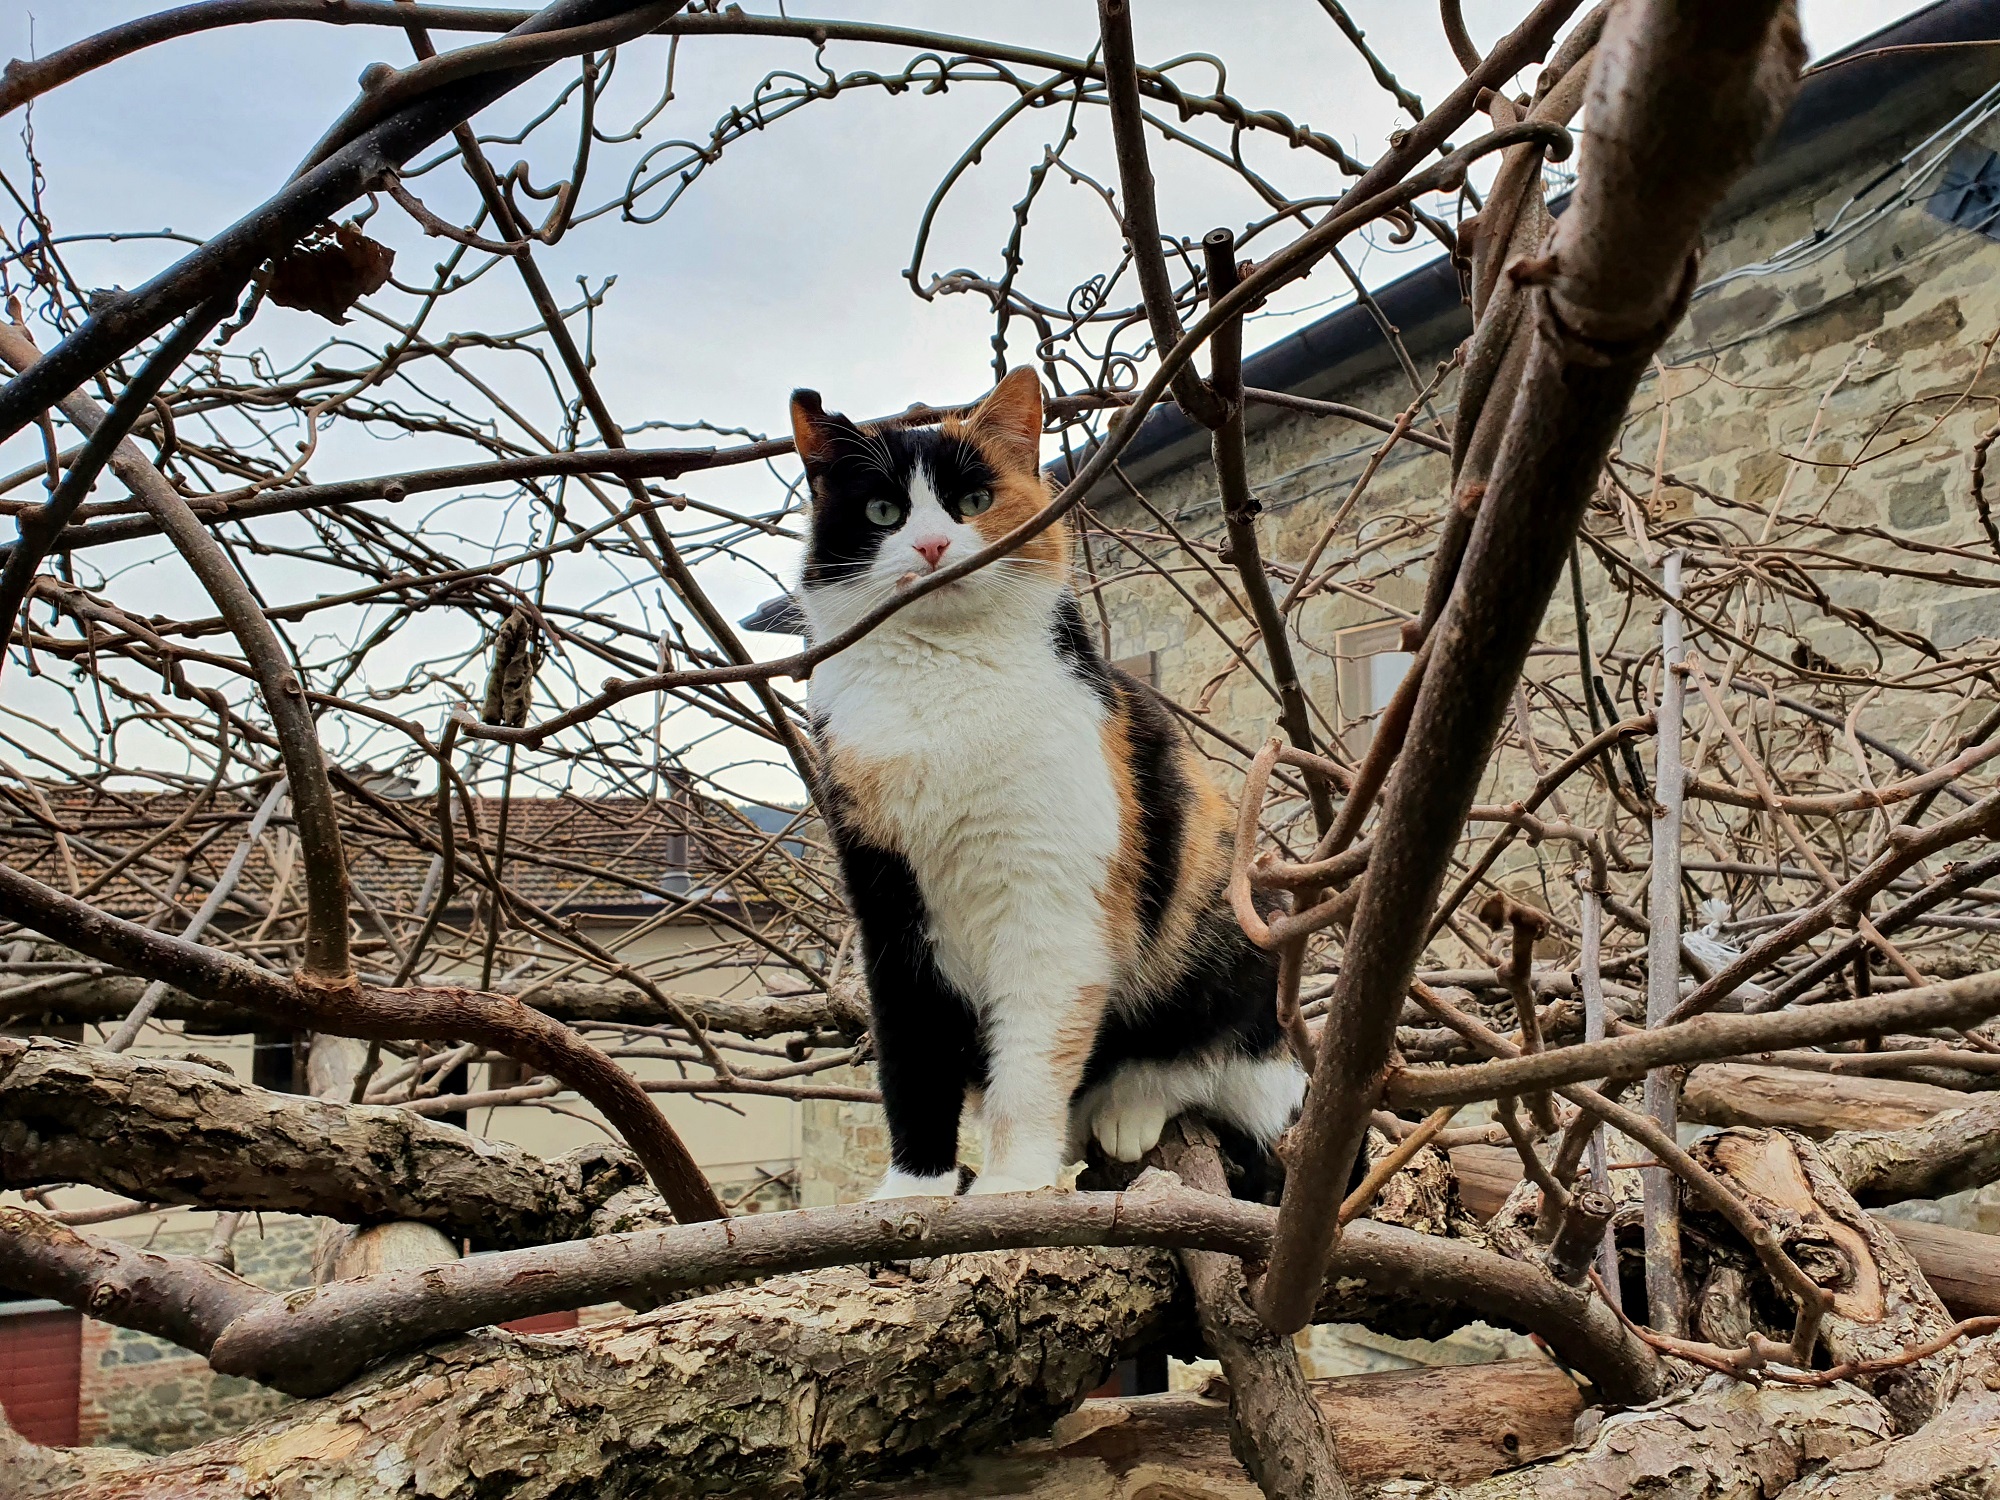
<box><xmin>1053</xmin><ymin>0</ymin><xmax>2000</xmax><ymax>495</ymax></box>
<box><xmin>0</xmin><ymin>785</ymin><xmax>723</xmax><ymax>922</ymax></box>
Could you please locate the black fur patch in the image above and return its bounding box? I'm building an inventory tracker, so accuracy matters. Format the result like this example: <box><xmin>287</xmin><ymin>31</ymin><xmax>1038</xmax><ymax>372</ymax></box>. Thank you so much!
<box><xmin>1050</xmin><ymin>593</ymin><xmax>1117</xmax><ymax>709</ymax></box>
<box><xmin>1049</xmin><ymin>599</ymin><xmax>1185</xmax><ymax>946</ymax></box>
<box><xmin>823</xmin><ymin>787</ymin><xmax>987</xmax><ymax>1178</ymax></box>
<box><xmin>1084</xmin><ymin>901</ymin><xmax>1283</xmax><ymax>1087</ymax></box>
<box><xmin>1117</xmin><ymin>676</ymin><xmax>1188</xmax><ymax>946</ymax></box>
<box><xmin>796</xmin><ymin>396</ymin><xmax>998</xmax><ymax>589</ymax></box>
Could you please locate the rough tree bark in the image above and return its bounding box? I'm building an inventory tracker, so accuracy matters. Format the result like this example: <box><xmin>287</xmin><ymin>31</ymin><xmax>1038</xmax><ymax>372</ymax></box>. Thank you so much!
<box><xmin>1157</xmin><ymin>1119</ymin><xmax>1353</xmax><ymax>1500</ymax></box>
<box><xmin>1815</xmin><ymin>1093</ymin><xmax>2000</xmax><ymax>1204</ymax></box>
<box><xmin>302</xmin><ymin>1034</ymin><xmax>460</xmax><ymax>1283</ymax></box>
<box><xmin>1683</xmin><ymin>1063</ymin><xmax>1969</xmax><ymax>1136</ymax></box>
<box><xmin>0</xmin><ymin>1036</ymin><xmax>649</xmax><ymax>1247</ymax></box>
<box><xmin>4</xmin><ymin>1246</ymin><xmax>1186</xmax><ymax>1499</ymax></box>
<box><xmin>1417</xmin><ymin>1380</ymin><xmax>1897</xmax><ymax>1500</ymax></box>
<box><xmin>822</xmin><ymin>1370</ymin><xmax>1902</xmax><ymax>1500</ymax></box>
<box><xmin>1690</xmin><ymin>1129</ymin><xmax>1961</xmax><ymax>1432</ymax></box>
<box><xmin>1779</xmin><ymin>1337</ymin><xmax>2000</xmax><ymax>1498</ymax></box>
<box><xmin>0</xmin><ymin>859</ymin><xmax>724</xmax><ymax>1220</ymax></box>
<box><xmin>867</xmin><ymin>1361</ymin><xmax>1583</xmax><ymax>1499</ymax></box>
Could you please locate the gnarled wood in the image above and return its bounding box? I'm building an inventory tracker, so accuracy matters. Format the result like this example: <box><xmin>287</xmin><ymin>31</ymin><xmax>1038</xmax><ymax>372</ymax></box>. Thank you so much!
<box><xmin>1433</xmin><ymin>1380</ymin><xmax>1892</xmax><ymax>1500</ymax></box>
<box><xmin>1157</xmin><ymin>1118</ymin><xmax>1354</xmax><ymax>1499</ymax></box>
<box><xmin>1775</xmin><ymin>1336</ymin><xmax>2000</xmax><ymax>1499</ymax></box>
<box><xmin>868</xmin><ymin>1361</ymin><xmax>1582</xmax><ymax>1499</ymax></box>
<box><xmin>1879</xmin><ymin>1220</ymin><xmax>2000</xmax><ymax>1319</ymax></box>
<box><xmin>304</xmin><ymin>1035</ymin><xmax>460</xmax><ymax>1284</ymax></box>
<box><xmin>0</xmin><ymin>1036</ymin><xmax>648</xmax><ymax>1248</ymax></box>
<box><xmin>1691</xmin><ymin>1129</ymin><xmax>1959</xmax><ymax>1431</ymax></box>
<box><xmin>860</xmin><ymin>1375</ymin><xmax>1895</xmax><ymax>1500</ymax></box>
<box><xmin>4</xmin><ymin>1245</ymin><xmax>1184</xmax><ymax>1499</ymax></box>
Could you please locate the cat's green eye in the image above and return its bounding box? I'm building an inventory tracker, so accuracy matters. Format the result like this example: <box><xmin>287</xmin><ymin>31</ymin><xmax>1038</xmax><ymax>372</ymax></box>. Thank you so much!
<box><xmin>959</xmin><ymin>488</ymin><xmax>994</xmax><ymax>517</ymax></box>
<box><xmin>865</xmin><ymin>498</ymin><xmax>904</xmax><ymax>527</ymax></box>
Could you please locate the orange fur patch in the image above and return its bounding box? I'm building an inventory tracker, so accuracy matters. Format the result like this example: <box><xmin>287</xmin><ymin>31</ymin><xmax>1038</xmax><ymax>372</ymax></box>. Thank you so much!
<box><xmin>944</xmin><ymin>368</ymin><xmax>1069</xmax><ymax>580</ymax></box>
<box><xmin>1130</xmin><ymin>718</ymin><xmax>1238</xmax><ymax>994</ymax></box>
<box><xmin>1096</xmin><ymin>706</ymin><xmax>1146</xmax><ymax>969</ymax></box>
<box><xmin>960</xmin><ymin>458</ymin><xmax>1068</xmax><ymax>576</ymax></box>
<box><xmin>821</xmin><ymin>738</ymin><xmax>910</xmax><ymax>851</ymax></box>
<box><xmin>1051</xmin><ymin>984</ymin><xmax>1112</xmax><ymax>1084</ymax></box>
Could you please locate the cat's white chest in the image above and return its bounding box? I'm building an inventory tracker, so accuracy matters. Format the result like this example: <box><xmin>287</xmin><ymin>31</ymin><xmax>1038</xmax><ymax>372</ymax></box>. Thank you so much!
<box><xmin>812</xmin><ymin>623</ymin><xmax>1121</xmax><ymax>1003</ymax></box>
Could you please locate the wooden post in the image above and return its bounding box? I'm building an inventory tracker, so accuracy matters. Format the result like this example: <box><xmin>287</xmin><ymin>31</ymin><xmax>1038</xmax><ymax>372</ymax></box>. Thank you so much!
<box><xmin>1643</xmin><ymin>548</ymin><xmax>1687</xmax><ymax>1335</ymax></box>
<box><xmin>1576</xmin><ymin>869</ymin><xmax>1620</xmax><ymax>1310</ymax></box>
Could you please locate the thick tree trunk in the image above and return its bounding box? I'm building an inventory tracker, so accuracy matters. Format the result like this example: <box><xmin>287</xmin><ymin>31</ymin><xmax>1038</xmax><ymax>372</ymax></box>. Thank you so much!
<box><xmin>1817</xmin><ymin>1093</ymin><xmax>2000</xmax><ymax>1205</ymax></box>
<box><xmin>1881</xmin><ymin>1219</ymin><xmax>2000</xmax><ymax>1318</ymax></box>
<box><xmin>2</xmin><ymin>1246</ymin><xmax>1183</xmax><ymax>1499</ymax></box>
<box><xmin>867</xmin><ymin>1361</ymin><xmax>1583</xmax><ymax>1499</ymax></box>
<box><xmin>1428</xmin><ymin>1380</ymin><xmax>1894</xmax><ymax>1500</ymax></box>
<box><xmin>1776</xmin><ymin>1338</ymin><xmax>2000</xmax><ymax>1498</ymax></box>
<box><xmin>857</xmin><ymin>1368</ymin><xmax>1897</xmax><ymax>1500</ymax></box>
<box><xmin>1690</xmin><ymin>1129</ymin><xmax>1960</xmax><ymax>1431</ymax></box>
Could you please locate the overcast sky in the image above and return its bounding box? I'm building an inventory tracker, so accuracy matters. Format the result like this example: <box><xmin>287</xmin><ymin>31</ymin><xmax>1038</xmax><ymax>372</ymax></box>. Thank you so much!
<box><xmin>5</xmin><ymin>3</ymin><xmax>1905</xmax><ymax>411</ymax></box>
<box><xmin>0</xmin><ymin>1</ymin><xmax>1918</xmax><ymax>800</ymax></box>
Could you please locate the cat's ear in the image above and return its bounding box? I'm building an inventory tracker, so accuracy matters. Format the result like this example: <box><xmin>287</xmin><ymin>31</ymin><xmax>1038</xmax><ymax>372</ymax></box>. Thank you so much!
<box><xmin>790</xmin><ymin>389</ymin><xmax>857</xmax><ymax>474</ymax></box>
<box><xmin>964</xmin><ymin>366</ymin><xmax>1043</xmax><ymax>474</ymax></box>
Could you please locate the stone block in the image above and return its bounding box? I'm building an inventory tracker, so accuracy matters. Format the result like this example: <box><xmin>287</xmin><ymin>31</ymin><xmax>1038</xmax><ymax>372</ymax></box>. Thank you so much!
<box><xmin>1774</xmin><ymin>275</ymin><xmax>1916</xmax><ymax>363</ymax></box>
<box><xmin>1888</xmin><ymin>471</ymin><xmax>1950</xmax><ymax>530</ymax></box>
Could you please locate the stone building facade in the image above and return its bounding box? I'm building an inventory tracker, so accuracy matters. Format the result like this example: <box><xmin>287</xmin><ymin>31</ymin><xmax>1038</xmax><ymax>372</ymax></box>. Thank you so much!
<box><xmin>1077</xmin><ymin>1</ymin><xmax>2000</xmax><ymax>767</ymax></box>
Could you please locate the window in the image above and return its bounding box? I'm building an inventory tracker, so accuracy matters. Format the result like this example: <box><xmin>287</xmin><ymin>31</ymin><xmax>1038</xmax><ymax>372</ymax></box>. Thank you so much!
<box><xmin>1928</xmin><ymin>145</ymin><xmax>2000</xmax><ymax>240</ymax></box>
<box><xmin>1335</xmin><ymin>620</ymin><xmax>1414</xmax><ymax>754</ymax></box>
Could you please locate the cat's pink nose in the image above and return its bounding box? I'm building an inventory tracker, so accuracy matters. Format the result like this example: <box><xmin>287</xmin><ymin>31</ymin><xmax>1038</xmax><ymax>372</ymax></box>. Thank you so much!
<box><xmin>912</xmin><ymin>537</ymin><xmax>950</xmax><ymax>569</ymax></box>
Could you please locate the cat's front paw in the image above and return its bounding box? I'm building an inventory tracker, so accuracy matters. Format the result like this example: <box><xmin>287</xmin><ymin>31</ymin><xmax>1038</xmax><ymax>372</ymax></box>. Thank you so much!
<box><xmin>870</xmin><ymin>1168</ymin><xmax>961</xmax><ymax>1201</ymax></box>
<box><xmin>1092</xmin><ymin>1100</ymin><xmax>1169</xmax><ymax>1163</ymax></box>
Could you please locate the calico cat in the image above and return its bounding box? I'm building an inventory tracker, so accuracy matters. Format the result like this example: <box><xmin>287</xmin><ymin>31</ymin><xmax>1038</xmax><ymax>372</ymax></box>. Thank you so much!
<box><xmin>793</xmin><ymin>366</ymin><xmax>1304</xmax><ymax>1197</ymax></box>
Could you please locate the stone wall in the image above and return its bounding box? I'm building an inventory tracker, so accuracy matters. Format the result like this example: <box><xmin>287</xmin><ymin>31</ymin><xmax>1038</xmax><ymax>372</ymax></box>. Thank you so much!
<box><xmin>76</xmin><ymin>1219</ymin><xmax>311</xmax><ymax>1453</ymax></box>
<box><xmin>1084</xmin><ymin>96</ymin><xmax>2000</xmax><ymax>919</ymax></box>
<box><xmin>800</xmin><ymin>1063</ymin><xmax>891</xmax><ymax>1207</ymax></box>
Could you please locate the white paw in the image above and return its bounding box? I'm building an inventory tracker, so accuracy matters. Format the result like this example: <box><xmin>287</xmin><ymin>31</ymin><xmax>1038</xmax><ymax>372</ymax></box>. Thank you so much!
<box><xmin>1093</xmin><ymin>1101</ymin><xmax>1170</xmax><ymax>1163</ymax></box>
<box><xmin>870</xmin><ymin>1168</ymin><xmax>959</xmax><ymax>1201</ymax></box>
<box><xmin>967</xmin><ymin>1169</ymin><xmax>1060</xmax><ymax>1196</ymax></box>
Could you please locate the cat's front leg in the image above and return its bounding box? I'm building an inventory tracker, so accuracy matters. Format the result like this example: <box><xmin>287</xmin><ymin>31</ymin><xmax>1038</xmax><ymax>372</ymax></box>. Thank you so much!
<box><xmin>867</xmin><ymin>970</ymin><xmax>976</xmax><ymax>1199</ymax></box>
<box><xmin>833</xmin><ymin>837</ymin><xmax>979</xmax><ymax>1201</ymax></box>
<box><xmin>969</xmin><ymin>982</ymin><xmax>1109</xmax><ymax>1194</ymax></box>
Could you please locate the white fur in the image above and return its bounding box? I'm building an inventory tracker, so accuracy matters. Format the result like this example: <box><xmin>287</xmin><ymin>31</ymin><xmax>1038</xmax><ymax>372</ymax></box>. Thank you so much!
<box><xmin>1074</xmin><ymin>1051</ymin><xmax>1306</xmax><ymax>1164</ymax></box>
<box><xmin>872</xmin><ymin>1166</ymin><xmax>961</xmax><ymax>1200</ymax></box>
